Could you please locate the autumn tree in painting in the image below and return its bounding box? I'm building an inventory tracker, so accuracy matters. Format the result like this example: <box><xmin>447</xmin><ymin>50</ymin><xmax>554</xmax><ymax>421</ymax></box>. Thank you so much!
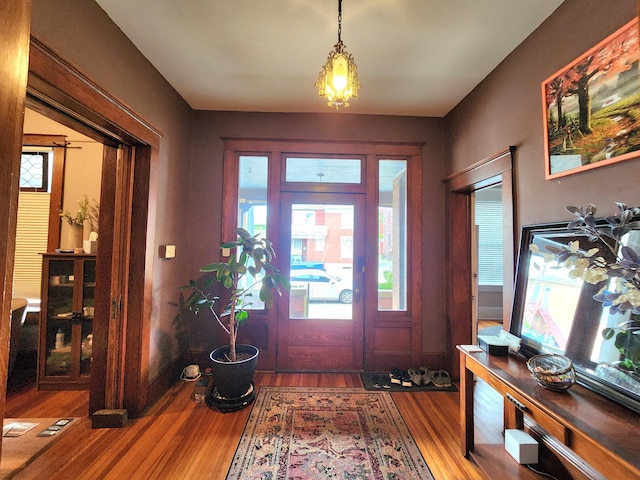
<box><xmin>544</xmin><ymin>20</ymin><xmax>640</xmax><ymax>174</ymax></box>
<box><xmin>547</xmin><ymin>23</ymin><xmax>639</xmax><ymax>135</ymax></box>
<box><xmin>564</xmin><ymin>23</ymin><xmax>639</xmax><ymax>135</ymax></box>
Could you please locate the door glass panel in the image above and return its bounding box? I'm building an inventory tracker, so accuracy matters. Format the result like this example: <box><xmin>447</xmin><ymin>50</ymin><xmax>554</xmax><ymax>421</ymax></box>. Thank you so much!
<box><xmin>289</xmin><ymin>204</ymin><xmax>354</xmax><ymax>319</ymax></box>
<box><xmin>45</xmin><ymin>260</ymin><xmax>75</xmax><ymax>376</ymax></box>
<box><xmin>285</xmin><ymin>157</ymin><xmax>361</xmax><ymax>184</ymax></box>
<box><xmin>238</xmin><ymin>155</ymin><xmax>268</xmax><ymax>310</ymax></box>
<box><xmin>378</xmin><ymin>160</ymin><xmax>407</xmax><ymax>311</ymax></box>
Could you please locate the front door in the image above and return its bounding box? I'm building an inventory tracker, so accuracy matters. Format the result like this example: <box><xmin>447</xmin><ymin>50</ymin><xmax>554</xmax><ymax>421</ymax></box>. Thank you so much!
<box><xmin>277</xmin><ymin>192</ymin><xmax>364</xmax><ymax>370</ymax></box>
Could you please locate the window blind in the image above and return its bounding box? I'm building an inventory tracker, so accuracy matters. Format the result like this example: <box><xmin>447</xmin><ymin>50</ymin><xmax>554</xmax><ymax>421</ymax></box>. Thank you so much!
<box><xmin>13</xmin><ymin>191</ymin><xmax>50</xmax><ymax>302</ymax></box>
<box><xmin>475</xmin><ymin>199</ymin><xmax>503</xmax><ymax>286</ymax></box>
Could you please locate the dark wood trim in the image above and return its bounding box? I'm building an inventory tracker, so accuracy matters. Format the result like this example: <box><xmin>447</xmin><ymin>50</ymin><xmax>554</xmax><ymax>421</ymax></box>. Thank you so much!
<box><xmin>459</xmin><ymin>348</ymin><xmax>640</xmax><ymax>479</ymax></box>
<box><xmin>90</xmin><ymin>144</ymin><xmax>117</xmax><ymax>414</ymax></box>
<box><xmin>0</xmin><ymin>0</ymin><xmax>32</xmax><ymax>459</ymax></box>
<box><xmin>21</xmin><ymin>134</ymin><xmax>66</xmax><ymax>251</ymax></box>
<box><xmin>444</xmin><ymin>147</ymin><xmax>514</xmax><ymax>191</ymax></box>
<box><xmin>444</xmin><ymin>147</ymin><xmax>515</xmax><ymax>377</ymax></box>
<box><xmin>27</xmin><ymin>38</ymin><xmax>163</xmax><ymax>144</ymax></box>
<box><xmin>124</xmin><ymin>143</ymin><xmax>156</xmax><ymax>416</ymax></box>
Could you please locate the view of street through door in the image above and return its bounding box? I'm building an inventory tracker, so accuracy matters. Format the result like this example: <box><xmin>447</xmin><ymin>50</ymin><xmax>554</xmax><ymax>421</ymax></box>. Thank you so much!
<box><xmin>277</xmin><ymin>193</ymin><xmax>365</xmax><ymax>371</ymax></box>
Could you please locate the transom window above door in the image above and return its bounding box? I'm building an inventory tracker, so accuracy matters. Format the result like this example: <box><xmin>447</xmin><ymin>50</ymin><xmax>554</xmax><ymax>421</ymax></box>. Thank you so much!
<box><xmin>285</xmin><ymin>157</ymin><xmax>361</xmax><ymax>184</ymax></box>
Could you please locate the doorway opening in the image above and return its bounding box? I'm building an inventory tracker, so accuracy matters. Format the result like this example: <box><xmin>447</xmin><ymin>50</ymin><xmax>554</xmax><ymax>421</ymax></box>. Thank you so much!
<box><xmin>8</xmin><ymin>108</ymin><xmax>104</xmax><ymax>394</ymax></box>
<box><xmin>473</xmin><ymin>183</ymin><xmax>505</xmax><ymax>340</ymax></box>
<box><xmin>2</xmin><ymin>38</ymin><xmax>162</xmax><ymax>419</ymax></box>
<box><xmin>445</xmin><ymin>147</ymin><xmax>515</xmax><ymax>376</ymax></box>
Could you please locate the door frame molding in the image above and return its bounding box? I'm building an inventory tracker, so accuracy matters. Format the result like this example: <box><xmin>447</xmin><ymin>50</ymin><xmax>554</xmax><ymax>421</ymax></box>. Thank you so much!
<box><xmin>0</xmin><ymin>2</ymin><xmax>32</xmax><ymax>454</ymax></box>
<box><xmin>444</xmin><ymin>146</ymin><xmax>516</xmax><ymax>376</ymax></box>
<box><xmin>25</xmin><ymin>38</ymin><xmax>161</xmax><ymax>417</ymax></box>
<box><xmin>222</xmin><ymin>138</ymin><xmax>423</xmax><ymax>371</ymax></box>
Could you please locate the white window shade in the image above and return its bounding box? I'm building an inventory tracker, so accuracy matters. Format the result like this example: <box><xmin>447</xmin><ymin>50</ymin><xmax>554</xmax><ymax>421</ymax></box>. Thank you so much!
<box><xmin>13</xmin><ymin>191</ymin><xmax>50</xmax><ymax>301</ymax></box>
<box><xmin>475</xmin><ymin>199</ymin><xmax>503</xmax><ymax>286</ymax></box>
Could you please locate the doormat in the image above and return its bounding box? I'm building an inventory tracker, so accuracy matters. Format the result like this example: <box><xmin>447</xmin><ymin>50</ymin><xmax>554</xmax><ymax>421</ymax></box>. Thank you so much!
<box><xmin>226</xmin><ymin>387</ymin><xmax>434</xmax><ymax>480</ymax></box>
<box><xmin>360</xmin><ymin>372</ymin><xmax>458</xmax><ymax>392</ymax></box>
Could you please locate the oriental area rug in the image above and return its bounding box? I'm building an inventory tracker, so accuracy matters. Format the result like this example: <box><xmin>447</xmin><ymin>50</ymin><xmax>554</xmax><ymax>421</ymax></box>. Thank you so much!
<box><xmin>225</xmin><ymin>387</ymin><xmax>434</xmax><ymax>480</ymax></box>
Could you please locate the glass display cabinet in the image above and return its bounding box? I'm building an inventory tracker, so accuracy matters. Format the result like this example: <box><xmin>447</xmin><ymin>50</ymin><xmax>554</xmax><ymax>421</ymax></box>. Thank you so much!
<box><xmin>38</xmin><ymin>253</ymin><xmax>96</xmax><ymax>390</ymax></box>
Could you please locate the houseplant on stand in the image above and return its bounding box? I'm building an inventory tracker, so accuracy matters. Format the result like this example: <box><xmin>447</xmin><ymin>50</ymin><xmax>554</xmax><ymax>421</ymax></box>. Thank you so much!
<box><xmin>183</xmin><ymin>228</ymin><xmax>288</xmax><ymax>411</ymax></box>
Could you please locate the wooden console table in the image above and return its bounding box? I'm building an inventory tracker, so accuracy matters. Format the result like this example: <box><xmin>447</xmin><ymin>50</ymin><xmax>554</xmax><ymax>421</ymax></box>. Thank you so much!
<box><xmin>458</xmin><ymin>346</ymin><xmax>640</xmax><ymax>479</ymax></box>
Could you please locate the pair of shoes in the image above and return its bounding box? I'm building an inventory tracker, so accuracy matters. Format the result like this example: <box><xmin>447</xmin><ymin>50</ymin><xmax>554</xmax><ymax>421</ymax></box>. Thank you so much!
<box><xmin>419</xmin><ymin>366</ymin><xmax>432</xmax><ymax>385</ymax></box>
<box><xmin>407</xmin><ymin>368</ymin><xmax>422</xmax><ymax>386</ymax></box>
<box><xmin>408</xmin><ymin>366</ymin><xmax>432</xmax><ymax>385</ymax></box>
<box><xmin>372</xmin><ymin>374</ymin><xmax>392</xmax><ymax>389</ymax></box>
<box><xmin>432</xmin><ymin>370</ymin><xmax>452</xmax><ymax>388</ymax></box>
<box><xmin>389</xmin><ymin>369</ymin><xmax>413</xmax><ymax>387</ymax></box>
<box><xmin>389</xmin><ymin>368</ymin><xmax>403</xmax><ymax>385</ymax></box>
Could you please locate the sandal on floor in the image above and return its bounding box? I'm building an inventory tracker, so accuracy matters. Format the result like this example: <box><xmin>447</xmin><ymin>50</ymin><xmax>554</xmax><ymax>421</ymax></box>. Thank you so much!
<box><xmin>408</xmin><ymin>368</ymin><xmax>422</xmax><ymax>386</ymax></box>
<box><xmin>418</xmin><ymin>366</ymin><xmax>431</xmax><ymax>385</ymax></box>
<box><xmin>432</xmin><ymin>370</ymin><xmax>452</xmax><ymax>388</ymax></box>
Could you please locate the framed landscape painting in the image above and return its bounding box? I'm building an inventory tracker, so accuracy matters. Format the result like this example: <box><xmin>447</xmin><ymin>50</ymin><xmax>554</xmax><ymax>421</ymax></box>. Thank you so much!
<box><xmin>542</xmin><ymin>19</ymin><xmax>640</xmax><ymax>179</ymax></box>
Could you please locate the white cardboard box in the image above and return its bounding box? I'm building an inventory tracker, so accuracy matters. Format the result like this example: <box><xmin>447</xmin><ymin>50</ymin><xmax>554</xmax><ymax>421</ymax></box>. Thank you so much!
<box><xmin>505</xmin><ymin>429</ymin><xmax>538</xmax><ymax>464</ymax></box>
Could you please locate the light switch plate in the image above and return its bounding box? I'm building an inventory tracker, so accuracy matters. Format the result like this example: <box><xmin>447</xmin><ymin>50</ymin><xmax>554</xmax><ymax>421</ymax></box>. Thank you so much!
<box><xmin>159</xmin><ymin>244</ymin><xmax>176</xmax><ymax>258</ymax></box>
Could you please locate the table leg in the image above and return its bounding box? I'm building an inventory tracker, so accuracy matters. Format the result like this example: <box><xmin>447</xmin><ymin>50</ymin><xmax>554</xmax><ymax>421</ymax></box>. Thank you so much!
<box><xmin>459</xmin><ymin>350</ymin><xmax>475</xmax><ymax>457</ymax></box>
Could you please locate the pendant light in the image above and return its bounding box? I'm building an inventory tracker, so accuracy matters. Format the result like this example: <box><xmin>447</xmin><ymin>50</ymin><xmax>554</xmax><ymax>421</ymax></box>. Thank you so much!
<box><xmin>315</xmin><ymin>0</ymin><xmax>360</xmax><ymax>109</ymax></box>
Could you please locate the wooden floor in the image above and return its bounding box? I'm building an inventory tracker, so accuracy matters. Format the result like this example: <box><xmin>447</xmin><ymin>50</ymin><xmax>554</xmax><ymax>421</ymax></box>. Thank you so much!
<box><xmin>1</xmin><ymin>372</ymin><xmax>503</xmax><ymax>480</ymax></box>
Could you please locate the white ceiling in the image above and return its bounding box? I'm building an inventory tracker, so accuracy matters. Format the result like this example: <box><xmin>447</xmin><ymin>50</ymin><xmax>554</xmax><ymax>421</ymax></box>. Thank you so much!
<box><xmin>95</xmin><ymin>0</ymin><xmax>563</xmax><ymax>117</ymax></box>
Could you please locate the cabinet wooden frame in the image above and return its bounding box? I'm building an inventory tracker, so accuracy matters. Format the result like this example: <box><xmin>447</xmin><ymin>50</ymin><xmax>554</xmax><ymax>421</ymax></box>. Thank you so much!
<box><xmin>458</xmin><ymin>347</ymin><xmax>640</xmax><ymax>479</ymax></box>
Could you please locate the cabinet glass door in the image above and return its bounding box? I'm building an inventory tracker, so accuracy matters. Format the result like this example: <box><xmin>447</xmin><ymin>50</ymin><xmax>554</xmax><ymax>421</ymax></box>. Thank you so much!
<box><xmin>42</xmin><ymin>255</ymin><xmax>95</xmax><ymax>383</ymax></box>
<box><xmin>45</xmin><ymin>259</ymin><xmax>76</xmax><ymax>376</ymax></box>
<box><xmin>80</xmin><ymin>258</ymin><xmax>95</xmax><ymax>376</ymax></box>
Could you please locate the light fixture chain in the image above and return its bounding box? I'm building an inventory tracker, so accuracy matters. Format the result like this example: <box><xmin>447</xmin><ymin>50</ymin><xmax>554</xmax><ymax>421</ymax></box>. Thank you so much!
<box><xmin>337</xmin><ymin>0</ymin><xmax>342</xmax><ymax>42</ymax></box>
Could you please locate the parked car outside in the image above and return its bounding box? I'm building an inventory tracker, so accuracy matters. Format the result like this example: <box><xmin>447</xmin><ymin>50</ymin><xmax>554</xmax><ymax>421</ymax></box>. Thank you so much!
<box><xmin>291</xmin><ymin>261</ymin><xmax>326</xmax><ymax>271</ymax></box>
<box><xmin>290</xmin><ymin>269</ymin><xmax>353</xmax><ymax>304</ymax></box>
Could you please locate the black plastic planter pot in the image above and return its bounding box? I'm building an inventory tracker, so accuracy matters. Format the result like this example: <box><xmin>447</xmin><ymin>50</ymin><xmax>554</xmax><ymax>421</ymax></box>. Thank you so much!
<box><xmin>209</xmin><ymin>344</ymin><xmax>259</xmax><ymax>399</ymax></box>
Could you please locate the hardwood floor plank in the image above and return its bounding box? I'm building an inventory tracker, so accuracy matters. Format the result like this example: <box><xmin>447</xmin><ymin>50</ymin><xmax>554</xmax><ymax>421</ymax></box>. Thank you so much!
<box><xmin>4</xmin><ymin>373</ymin><xmax>489</xmax><ymax>479</ymax></box>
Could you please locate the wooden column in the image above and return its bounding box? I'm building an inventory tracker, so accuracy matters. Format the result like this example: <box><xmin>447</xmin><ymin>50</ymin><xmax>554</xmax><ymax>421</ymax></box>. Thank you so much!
<box><xmin>0</xmin><ymin>0</ymin><xmax>32</xmax><ymax>459</ymax></box>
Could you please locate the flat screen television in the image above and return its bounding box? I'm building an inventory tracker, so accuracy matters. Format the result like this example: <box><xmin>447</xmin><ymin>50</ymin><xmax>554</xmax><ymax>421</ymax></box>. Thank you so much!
<box><xmin>509</xmin><ymin>221</ymin><xmax>640</xmax><ymax>413</ymax></box>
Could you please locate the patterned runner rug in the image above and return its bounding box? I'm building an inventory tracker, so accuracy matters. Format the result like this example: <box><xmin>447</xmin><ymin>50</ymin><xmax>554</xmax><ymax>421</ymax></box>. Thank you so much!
<box><xmin>226</xmin><ymin>387</ymin><xmax>434</xmax><ymax>480</ymax></box>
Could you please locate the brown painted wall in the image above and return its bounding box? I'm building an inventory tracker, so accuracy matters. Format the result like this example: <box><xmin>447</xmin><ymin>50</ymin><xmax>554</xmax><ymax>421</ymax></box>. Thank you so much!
<box><xmin>30</xmin><ymin>0</ymin><xmax>194</xmax><ymax>381</ymax></box>
<box><xmin>447</xmin><ymin>0</ymin><xmax>639</xmax><ymax>230</ymax></box>
<box><xmin>190</xmin><ymin>112</ymin><xmax>448</xmax><ymax>354</ymax></box>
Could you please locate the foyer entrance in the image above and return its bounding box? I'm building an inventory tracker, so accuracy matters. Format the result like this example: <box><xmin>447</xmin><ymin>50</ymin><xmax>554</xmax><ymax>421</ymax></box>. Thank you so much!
<box><xmin>223</xmin><ymin>139</ymin><xmax>424</xmax><ymax>372</ymax></box>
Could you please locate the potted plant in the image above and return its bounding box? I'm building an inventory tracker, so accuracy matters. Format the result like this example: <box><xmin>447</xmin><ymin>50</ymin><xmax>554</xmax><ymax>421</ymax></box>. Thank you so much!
<box><xmin>541</xmin><ymin>202</ymin><xmax>640</xmax><ymax>382</ymax></box>
<box><xmin>59</xmin><ymin>195</ymin><xmax>99</xmax><ymax>251</ymax></box>
<box><xmin>183</xmin><ymin>227</ymin><xmax>288</xmax><ymax>409</ymax></box>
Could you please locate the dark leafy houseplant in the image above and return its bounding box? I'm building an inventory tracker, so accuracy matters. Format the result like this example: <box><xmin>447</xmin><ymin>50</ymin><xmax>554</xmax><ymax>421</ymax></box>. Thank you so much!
<box><xmin>182</xmin><ymin>228</ymin><xmax>289</xmax><ymax>362</ymax></box>
<box><xmin>537</xmin><ymin>202</ymin><xmax>640</xmax><ymax>376</ymax></box>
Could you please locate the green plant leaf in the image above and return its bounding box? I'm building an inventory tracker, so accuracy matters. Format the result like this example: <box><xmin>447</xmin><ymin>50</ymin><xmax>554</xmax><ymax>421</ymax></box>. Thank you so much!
<box><xmin>602</xmin><ymin>327</ymin><xmax>615</xmax><ymax>340</ymax></box>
